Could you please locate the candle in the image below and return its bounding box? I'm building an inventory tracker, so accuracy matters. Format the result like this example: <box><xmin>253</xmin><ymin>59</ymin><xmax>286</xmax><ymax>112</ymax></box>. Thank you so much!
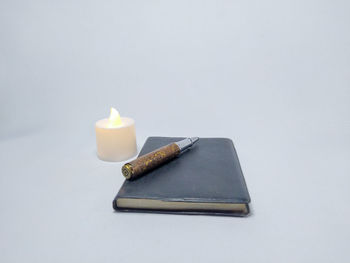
<box><xmin>95</xmin><ymin>108</ymin><xmax>137</xmax><ymax>162</ymax></box>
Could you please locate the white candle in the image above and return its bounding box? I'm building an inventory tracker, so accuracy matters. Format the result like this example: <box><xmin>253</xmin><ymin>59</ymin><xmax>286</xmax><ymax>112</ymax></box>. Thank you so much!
<box><xmin>95</xmin><ymin>108</ymin><xmax>137</xmax><ymax>162</ymax></box>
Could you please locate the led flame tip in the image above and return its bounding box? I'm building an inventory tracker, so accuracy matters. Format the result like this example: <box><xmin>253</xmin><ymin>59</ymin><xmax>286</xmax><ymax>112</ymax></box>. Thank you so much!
<box><xmin>107</xmin><ymin>107</ymin><xmax>122</xmax><ymax>128</ymax></box>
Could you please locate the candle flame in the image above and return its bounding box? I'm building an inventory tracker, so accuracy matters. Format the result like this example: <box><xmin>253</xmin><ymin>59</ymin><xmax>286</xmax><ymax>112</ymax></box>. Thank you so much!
<box><xmin>107</xmin><ymin>107</ymin><xmax>122</xmax><ymax>128</ymax></box>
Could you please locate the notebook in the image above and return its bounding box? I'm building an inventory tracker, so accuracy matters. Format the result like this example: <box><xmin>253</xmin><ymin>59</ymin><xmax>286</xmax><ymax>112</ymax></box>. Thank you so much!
<box><xmin>113</xmin><ymin>137</ymin><xmax>251</xmax><ymax>217</ymax></box>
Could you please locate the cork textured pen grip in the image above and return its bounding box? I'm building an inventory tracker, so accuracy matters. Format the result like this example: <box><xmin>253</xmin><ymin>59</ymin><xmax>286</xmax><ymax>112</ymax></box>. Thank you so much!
<box><xmin>122</xmin><ymin>143</ymin><xmax>181</xmax><ymax>180</ymax></box>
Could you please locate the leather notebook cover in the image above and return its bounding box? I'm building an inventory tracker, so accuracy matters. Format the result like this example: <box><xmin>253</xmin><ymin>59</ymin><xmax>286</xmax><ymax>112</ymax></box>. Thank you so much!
<box><xmin>113</xmin><ymin>137</ymin><xmax>251</xmax><ymax>217</ymax></box>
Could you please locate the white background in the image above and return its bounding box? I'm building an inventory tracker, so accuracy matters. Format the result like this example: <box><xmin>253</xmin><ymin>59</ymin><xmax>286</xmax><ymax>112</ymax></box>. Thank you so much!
<box><xmin>1</xmin><ymin>0</ymin><xmax>349</xmax><ymax>262</ymax></box>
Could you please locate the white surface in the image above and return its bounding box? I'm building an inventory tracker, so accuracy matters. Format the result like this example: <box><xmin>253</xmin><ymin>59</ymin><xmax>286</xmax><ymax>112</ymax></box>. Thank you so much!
<box><xmin>1</xmin><ymin>0</ymin><xmax>350</xmax><ymax>262</ymax></box>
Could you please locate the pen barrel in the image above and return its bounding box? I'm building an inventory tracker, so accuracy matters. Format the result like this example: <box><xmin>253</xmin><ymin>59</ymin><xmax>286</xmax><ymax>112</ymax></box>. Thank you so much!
<box><xmin>122</xmin><ymin>143</ymin><xmax>181</xmax><ymax>180</ymax></box>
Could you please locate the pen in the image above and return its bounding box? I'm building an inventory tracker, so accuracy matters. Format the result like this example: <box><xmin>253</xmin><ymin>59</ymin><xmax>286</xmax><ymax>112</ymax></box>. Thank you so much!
<box><xmin>121</xmin><ymin>137</ymin><xmax>199</xmax><ymax>180</ymax></box>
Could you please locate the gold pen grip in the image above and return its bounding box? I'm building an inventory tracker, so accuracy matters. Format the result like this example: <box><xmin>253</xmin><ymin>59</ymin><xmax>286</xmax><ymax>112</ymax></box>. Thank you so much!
<box><xmin>122</xmin><ymin>143</ymin><xmax>181</xmax><ymax>180</ymax></box>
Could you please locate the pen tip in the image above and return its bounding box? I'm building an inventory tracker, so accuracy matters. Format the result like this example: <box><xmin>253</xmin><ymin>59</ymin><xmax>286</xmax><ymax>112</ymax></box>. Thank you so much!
<box><xmin>191</xmin><ymin>137</ymin><xmax>199</xmax><ymax>144</ymax></box>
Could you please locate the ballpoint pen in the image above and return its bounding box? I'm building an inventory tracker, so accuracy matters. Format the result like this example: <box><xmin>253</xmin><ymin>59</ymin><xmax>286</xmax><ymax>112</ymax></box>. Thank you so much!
<box><xmin>121</xmin><ymin>137</ymin><xmax>199</xmax><ymax>180</ymax></box>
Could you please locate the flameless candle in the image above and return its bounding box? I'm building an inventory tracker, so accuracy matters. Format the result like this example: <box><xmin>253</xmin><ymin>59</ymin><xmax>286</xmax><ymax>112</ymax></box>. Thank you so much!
<box><xmin>95</xmin><ymin>108</ymin><xmax>137</xmax><ymax>162</ymax></box>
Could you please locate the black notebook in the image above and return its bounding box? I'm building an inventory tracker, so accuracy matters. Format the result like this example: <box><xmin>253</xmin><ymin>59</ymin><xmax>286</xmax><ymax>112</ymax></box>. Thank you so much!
<box><xmin>113</xmin><ymin>137</ymin><xmax>251</xmax><ymax>217</ymax></box>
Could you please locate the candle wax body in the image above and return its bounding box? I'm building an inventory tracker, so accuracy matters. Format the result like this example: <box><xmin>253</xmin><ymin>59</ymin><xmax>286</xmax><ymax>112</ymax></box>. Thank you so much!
<box><xmin>95</xmin><ymin>117</ymin><xmax>137</xmax><ymax>162</ymax></box>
